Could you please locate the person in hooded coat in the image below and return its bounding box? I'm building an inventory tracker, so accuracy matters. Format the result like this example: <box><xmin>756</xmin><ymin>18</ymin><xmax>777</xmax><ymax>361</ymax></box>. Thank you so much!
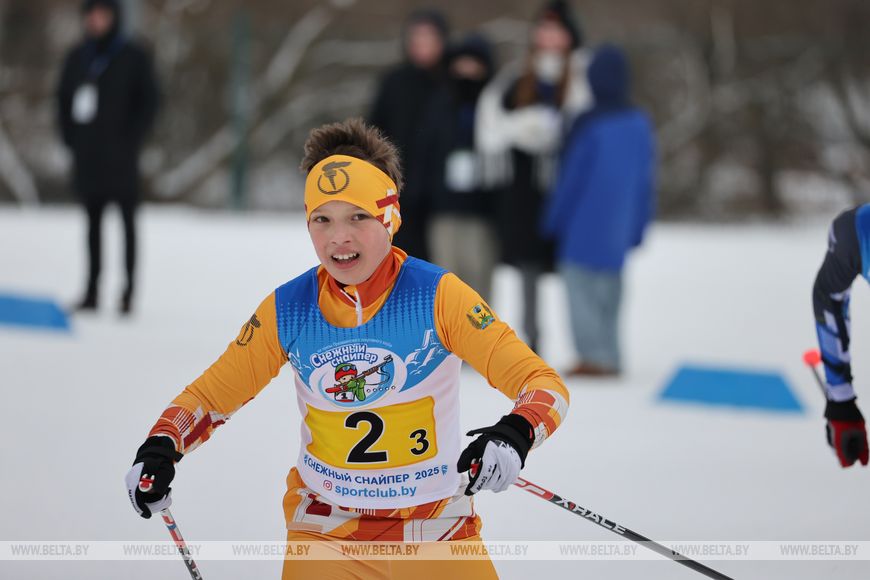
<box><xmin>368</xmin><ymin>9</ymin><xmax>450</xmax><ymax>262</ymax></box>
<box><xmin>57</xmin><ymin>0</ymin><xmax>160</xmax><ymax>314</ymax></box>
<box><xmin>541</xmin><ymin>44</ymin><xmax>656</xmax><ymax>377</ymax></box>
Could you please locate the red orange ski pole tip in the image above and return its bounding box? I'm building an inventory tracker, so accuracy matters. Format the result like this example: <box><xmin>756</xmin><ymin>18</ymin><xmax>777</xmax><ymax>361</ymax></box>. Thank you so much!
<box><xmin>803</xmin><ymin>349</ymin><xmax>821</xmax><ymax>367</ymax></box>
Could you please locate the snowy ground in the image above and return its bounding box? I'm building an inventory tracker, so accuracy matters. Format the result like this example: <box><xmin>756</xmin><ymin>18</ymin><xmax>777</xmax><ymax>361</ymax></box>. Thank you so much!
<box><xmin>1</xmin><ymin>205</ymin><xmax>868</xmax><ymax>580</ymax></box>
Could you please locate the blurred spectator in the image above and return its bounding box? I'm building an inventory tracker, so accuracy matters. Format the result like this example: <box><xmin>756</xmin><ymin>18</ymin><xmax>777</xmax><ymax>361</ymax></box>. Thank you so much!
<box><xmin>412</xmin><ymin>34</ymin><xmax>498</xmax><ymax>300</ymax></box>
<box><xmin>57</xmin><ymin>0</ymin><xmax>159</xmax><ymax>315</ymax></box>
<box><xmin>475</xmin><ymin>0</ymin><xmax>591</xmax><ymax>353</ymax></box>
<box><xmin>369</xmin><ymin>9</ymin><xmax>450</xmax><ymax>262</ymax></box>
<box><xmin>542</xmin><ymin>44</ymin><xmax>655</xmax><ymax>377</ymax></box>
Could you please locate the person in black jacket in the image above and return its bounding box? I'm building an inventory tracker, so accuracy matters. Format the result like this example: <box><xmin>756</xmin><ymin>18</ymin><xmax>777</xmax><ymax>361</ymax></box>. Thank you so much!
<box><xmin>412</xmin><ymin>34</ymin><xmax>498</xmax><ymax>301</ymax></box>
<box><xmin>57</xmin><ymin>0</ymin><xmax>160</xmax><ymax>314</ymax></box>
<box><xmin>368</xmin><ymin>9</ymin><xmax>449</xmax><ymax>262</ymax></box>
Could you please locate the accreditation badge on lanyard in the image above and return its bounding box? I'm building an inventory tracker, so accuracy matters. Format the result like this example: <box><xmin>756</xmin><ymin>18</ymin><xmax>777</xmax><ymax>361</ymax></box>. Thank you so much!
<box><xmin>72</xmin><ymin>40</ymin><xmax>120</xmax><ymax>125</ymax></box>
<box><xmin>72</xmin><ymin>83</ymin><xmax>98</xmax><ymax>124</ymax></box>
<box><xmin>445</xmin><ymin>149</ymin><xmax>478</xmax><ymax>193</ymax></box>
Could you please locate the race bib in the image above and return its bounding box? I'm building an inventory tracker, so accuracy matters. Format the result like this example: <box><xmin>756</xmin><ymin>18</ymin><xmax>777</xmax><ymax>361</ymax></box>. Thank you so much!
<box><xmin>305</xmin><ymin>397</ymin><xmax>438</xmax><ymax>470</ymax></box>
<box><xmin>72</xmin><ymin>83</ymin><xmax>98</xmax><ymax>124</ymax></box>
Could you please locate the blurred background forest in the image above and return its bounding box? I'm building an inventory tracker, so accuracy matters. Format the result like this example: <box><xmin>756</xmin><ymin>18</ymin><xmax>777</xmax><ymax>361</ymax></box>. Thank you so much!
<box><xmin>2</xmin><ymin>0</ymin><xmax>870</xmax><ymax>218</ymax></box>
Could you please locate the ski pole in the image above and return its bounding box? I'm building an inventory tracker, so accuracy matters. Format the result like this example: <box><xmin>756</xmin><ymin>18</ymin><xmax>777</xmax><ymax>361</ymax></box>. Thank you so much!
<box><xmin>159</xmin><ymin>508</ymin><xmax>204</xmax><ymax>580</ymax></box>
<box><xmin>801</xmin><ymin>348</ymin><xmax>829</xmax><ymax>399</ymax></box>
<box><xmin>512</xmin><ymin>477</ymin><xmax>735</xmax><ymax>580</ymax></box>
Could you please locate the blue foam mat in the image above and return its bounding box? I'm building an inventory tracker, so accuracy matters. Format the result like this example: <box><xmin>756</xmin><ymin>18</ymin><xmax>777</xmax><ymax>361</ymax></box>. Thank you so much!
<box><xmin>0</xmin><ymin>292</ymin><xmax>70</xmax><ymax>332</ymax></box>
<box><xmin>659</xmin><ymin>364</ymin><xmax>803</xmax><ymax>413</ymax></box>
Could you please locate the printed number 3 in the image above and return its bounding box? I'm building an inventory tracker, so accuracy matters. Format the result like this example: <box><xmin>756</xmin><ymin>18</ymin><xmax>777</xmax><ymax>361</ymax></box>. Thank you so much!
<box><xmin>409</xmin><ymin>428</ymin><xmax>429</xmax><ymax>456</ymax></box>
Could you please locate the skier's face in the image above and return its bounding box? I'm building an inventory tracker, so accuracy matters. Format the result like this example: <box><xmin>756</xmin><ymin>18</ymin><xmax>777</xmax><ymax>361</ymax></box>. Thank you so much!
<box><xmin>309</xmin><ymin>200</ymin><xmax>392</xmax><ymax>286</ymax></box>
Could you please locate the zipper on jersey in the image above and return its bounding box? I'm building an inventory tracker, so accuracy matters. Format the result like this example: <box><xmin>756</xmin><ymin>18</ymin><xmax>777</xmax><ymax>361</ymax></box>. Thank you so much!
<box><xmin>341</xmin><ymin>287</ymin><xmax>363</xmax><ymax>327</ymax></box>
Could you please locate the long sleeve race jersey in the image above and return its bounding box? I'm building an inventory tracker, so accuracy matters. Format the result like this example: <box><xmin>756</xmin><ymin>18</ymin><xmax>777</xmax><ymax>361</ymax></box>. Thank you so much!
<box><xmin>812</xmin><ymin>205</ymin><xmax>870</xmax><ymax>402</ymax></box>
<box><xmin>147</xmin><ymin>247</ymin><xmax>569</xmax><ymax>537</ymax></box>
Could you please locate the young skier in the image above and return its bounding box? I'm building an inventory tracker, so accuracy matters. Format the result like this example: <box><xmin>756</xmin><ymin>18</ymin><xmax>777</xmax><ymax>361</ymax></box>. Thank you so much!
<box><xmin>812</xmin><ymin>205</ymin><xmax>869</xmax><ymax>468</ymax></box>
<box><xmin>125</xmin><ymin>118</ymin><xmax>570</xmax><ymax>577</ymax></box>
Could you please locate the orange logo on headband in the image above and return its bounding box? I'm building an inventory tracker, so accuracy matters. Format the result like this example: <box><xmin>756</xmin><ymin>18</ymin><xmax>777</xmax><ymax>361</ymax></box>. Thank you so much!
<box><xmin>305</xmin><ymin>154</ymin><xmax>402</xmax><ymax>239</ymax></box>
<box><xmin>317</xmin><ymin>160</ymin><xmax>351</xmax><ymax>194</ymax></box>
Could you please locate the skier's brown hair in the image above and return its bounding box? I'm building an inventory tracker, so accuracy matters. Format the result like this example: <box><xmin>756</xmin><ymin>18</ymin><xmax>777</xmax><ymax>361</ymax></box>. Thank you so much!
<box><xmin>300</xmin><ymin>118</ymin><xmax>404</xmax><ymax>193</ymax></box>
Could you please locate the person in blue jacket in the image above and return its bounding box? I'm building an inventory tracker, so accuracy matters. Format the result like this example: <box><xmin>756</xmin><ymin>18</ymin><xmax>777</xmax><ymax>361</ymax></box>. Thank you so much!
<box><xmin>541</xmin><ymin>44</ymin><xmax>655</xmax><ymax>377</ymax></box>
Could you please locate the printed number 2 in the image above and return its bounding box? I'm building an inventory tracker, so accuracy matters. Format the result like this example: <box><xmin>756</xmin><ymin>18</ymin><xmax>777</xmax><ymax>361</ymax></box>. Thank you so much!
<box><xmin>409</xmin><ymin>429</ymin><xmax>429</xmax><ymax>456</ymax></box>
<box><xmin>346</xmin><ymin>412</ymin><xmax>388</xmax><ymax>463</ymax></box>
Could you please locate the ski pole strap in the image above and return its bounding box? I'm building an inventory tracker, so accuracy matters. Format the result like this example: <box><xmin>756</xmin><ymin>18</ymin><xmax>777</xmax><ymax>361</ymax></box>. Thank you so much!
<box><xmin>512</xmin><ymin>477</ymin><xmax>734</xmax><ymax>580</ymax></box>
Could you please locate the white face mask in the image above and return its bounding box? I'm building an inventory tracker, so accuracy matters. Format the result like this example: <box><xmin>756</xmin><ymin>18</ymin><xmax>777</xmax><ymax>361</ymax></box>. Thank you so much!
<box><xmin>533</xmin><ymin>51</ymin><xmax>565</xmax><ymax>83</ymax></box>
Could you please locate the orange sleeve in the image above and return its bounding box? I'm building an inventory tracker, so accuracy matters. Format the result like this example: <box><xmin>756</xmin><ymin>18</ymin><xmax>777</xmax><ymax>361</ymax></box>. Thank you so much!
<box><xmin>148</xmin><ymin>293</ymin><xmax>287</xmax><ymax>453</ymax></box>
<box><xmin>434</xmin><ymin>273</ymin><xmax>569</xmax><ymax>449</ymax></box>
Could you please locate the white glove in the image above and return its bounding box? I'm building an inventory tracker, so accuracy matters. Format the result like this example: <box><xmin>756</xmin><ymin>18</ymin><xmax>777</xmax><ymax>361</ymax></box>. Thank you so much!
<box><xmin>507</xmin><ymin>106</ymin><xmax>561</xmax><ymax>154</ymax></box>
<box><xmin>125</xmin><ymin>462</ymin><xmax>173</xmax><ymax>518</ymax></box>
<box><xmin>465</xmin><ymin>440</ymin><xmax>523</xmax><ymax>495</ymax></box>
<box><xmin>457</xmin><ymin>415</ymin><xmax>532</xmax><ymax>495</ymax></box>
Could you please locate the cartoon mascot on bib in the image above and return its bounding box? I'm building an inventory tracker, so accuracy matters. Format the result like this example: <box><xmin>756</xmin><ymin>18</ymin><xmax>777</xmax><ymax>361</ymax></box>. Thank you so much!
<box><xmin>326</xmin><ymin>355</ymin><xmax>394</xmax><ymax>403</ymax></box>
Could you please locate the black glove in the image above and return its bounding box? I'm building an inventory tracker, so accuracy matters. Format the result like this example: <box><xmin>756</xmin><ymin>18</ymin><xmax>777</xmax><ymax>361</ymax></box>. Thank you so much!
<box><xmin>825</xmin><ymin>399</ymin><xmax>869</xmax><ymax>468</ymax></box>
<box><xmin>125</xmin><ymin>436</ymin><xmax>183</xmax><ymax>518</ymax></box>
<box><xmin>457</xmin><ymin>414</ymin><xmax>533</xmax><ymax>495</ymax></box>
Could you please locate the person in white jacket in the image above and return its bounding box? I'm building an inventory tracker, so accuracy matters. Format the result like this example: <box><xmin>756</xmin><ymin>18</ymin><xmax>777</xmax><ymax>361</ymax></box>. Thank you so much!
<box><xmin>475</xmin><ymin>0</ymin><xmax>591</xmax><ymax>354</ymax></box>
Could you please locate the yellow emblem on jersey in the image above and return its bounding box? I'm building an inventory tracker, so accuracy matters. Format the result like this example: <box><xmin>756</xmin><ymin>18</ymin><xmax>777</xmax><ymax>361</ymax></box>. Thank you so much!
<box><xmin>466</xmin><ymin>303</ymin><xmax>495</xmax><ymax>330</ymax></box>
<box><xmin>305</xmin><ymin>397</ymin><xmax>437</xmax><ymax>469</ymax></box>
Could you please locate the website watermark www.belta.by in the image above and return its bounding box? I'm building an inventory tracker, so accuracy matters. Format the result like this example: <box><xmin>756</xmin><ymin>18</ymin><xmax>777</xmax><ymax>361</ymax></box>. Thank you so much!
<box><xmin>1</xmin><ymin>540</ymin><xmax>867</xmax><ymax>561</ymax></box>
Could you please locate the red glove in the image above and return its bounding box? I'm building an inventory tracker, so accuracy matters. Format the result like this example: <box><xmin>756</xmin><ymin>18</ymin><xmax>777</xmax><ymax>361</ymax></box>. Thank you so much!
<box><xmin>825</xmin><ymin>399</ymin><xmax>869</xmax><ymax>468</ymax></box>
